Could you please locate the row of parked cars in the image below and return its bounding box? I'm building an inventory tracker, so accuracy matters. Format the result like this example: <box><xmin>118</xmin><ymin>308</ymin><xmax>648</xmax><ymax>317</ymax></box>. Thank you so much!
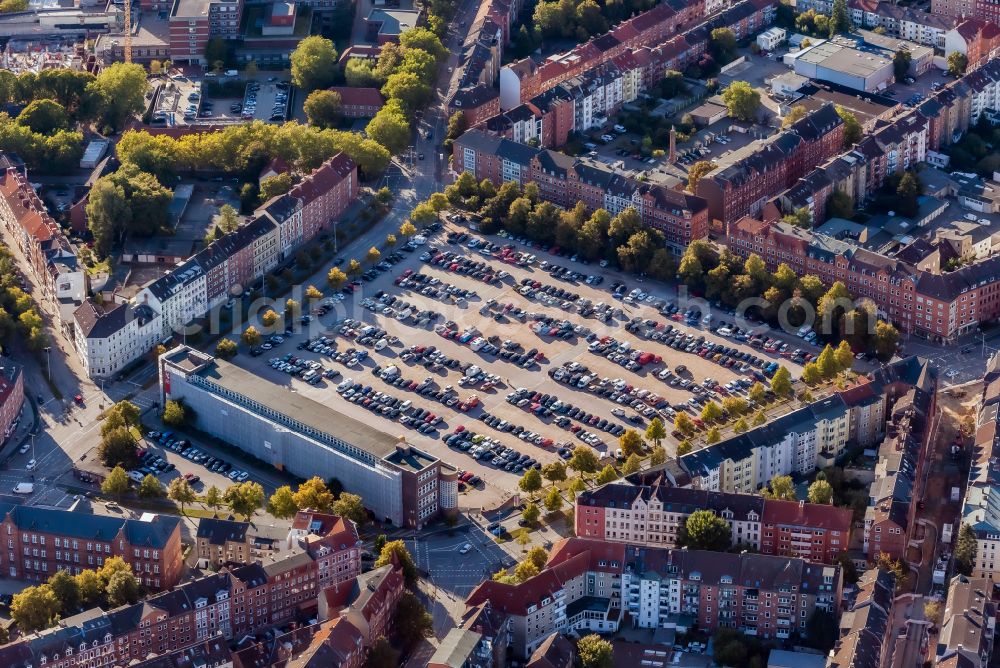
<box><xmin>445</xmin><ymin>426</ymin><xmax>541</xmax><ymax>474</ymax></box>
<box><xmin>421</xmin><ymin>249</ymin><xmax>506</xmax><ymax>285</ymax></box>
<box><xmin>147</xmin><ymin>430</ymin><xmax>250</xmax><ymax>484</ymax></box>
<box><xmin>336</xmin><ymin>379</ymin><xmax>444</xmax><ymax>435</ymax></box>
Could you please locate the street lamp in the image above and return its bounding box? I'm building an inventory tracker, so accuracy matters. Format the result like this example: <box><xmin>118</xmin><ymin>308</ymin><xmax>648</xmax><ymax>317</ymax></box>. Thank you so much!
<box><xmin>43</xmin><ymin>346</ymin><xmax>51</xmax><ymax>382</ymax></box>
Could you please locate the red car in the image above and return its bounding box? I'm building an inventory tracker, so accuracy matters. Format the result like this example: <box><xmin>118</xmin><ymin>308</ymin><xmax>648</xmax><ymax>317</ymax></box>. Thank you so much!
<box><xmin>74</xmin><ymin>394</ymin><xmax>84</xmax><ymax>405</ymax></box>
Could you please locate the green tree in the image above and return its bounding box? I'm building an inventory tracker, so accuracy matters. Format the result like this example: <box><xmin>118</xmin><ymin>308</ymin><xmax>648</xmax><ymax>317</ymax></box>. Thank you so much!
<box><xmin>333</xmin><ymin>492</ymin><xmax>367</xmax><ymax>525</ymax></box>
<box><xmin>805</xmin><ymin>608</ymin><xmax>839</xmax><ymax>651</ymax></box>
<box><xmin>948</xmin><ymin>51</ymin><xmax>968</xmax><ymax>76</ymax></box>
<box><xmin>955</xmin><ymin>523</ymin><xmax>978</xmax><ymax>576</ymax></box>
<box><xmin>782</xmin><ymin>206</ymin><xmax>812</xmax><ymax>228</ymax></box>
<box><xmin>835</xmin><ymin>340</ymin><xmax>855</xmax><ymax>372</ymax></box>
<box><xmin>544</xmin><ymin>486</ymin><xmax>564</xmax><ymax>512</ymax></box>
<box><xmin>303</xmin><ymin>89</ymin><xmax>342</xmax><ymax>129</ymax></box>
<box><xmin>267</xmin><ymin>485</ymin><xmax>298</xmax><ymax>519</ymax></box>
<box><xmin>713</xmin><ymin>628</ymin><xmax>751</xmax><ymax>667</ymax></box>
<box><xmin>808</xmin><ymin>478</ymin><xmax>834</xmax><ymax>504</ymax></box>
<box><xmin>101</xmin><ymin>466</ymin><xmax>129</xmax><ymax>499</ymax></box>
<box><xmin>105</xmin><ymin>569</ymin><xmax>141</xmax><ymax>607</ymax></box>
<box><xmin>98</xmin><ymin>426</ymin><xmax>138</xmax><ymax>469</ymax></box>
<box><xmin>678</xmin><ymin>509</ymin><xmax>732</xmax><ymax>551</ymax></box>
<box><xmin>569</xmin><ymin>477</ymin><xmax>587</xmax><ymax>495</ymax></box>
<box><xmin>802</xmin><ymin>362</ymin><xmax>822</xmax><ymax>385</ymax></box>
<box><xmin>366</xmin><ymin>246</ymin><xmax>381</xmax><ymax>263</ymax></box>
<box><xmin>577</xmin><ymin>634</ymin><xmax>614</xmax><ymax>668</ymax></box>
<box><xmin>203</xmin><ymin>485</ymin><xmax>222</xmax><ymax>511</ymax></box>
<box><xmin>782</xmin><ymin>104</ymin><xmax>808</xmax><ymax>128</ymax></box>
<box><xmin>710</xmin><ymin>27</ymin><xmax>738</xmax><ymax>61</ymax></box>
<box><xmin>293</xmin><ymin>476</ymin><xmax>337</xmax><ymax>513</ymax></box>
<box><xmin>649</xmin><ymin>446</ymin><xmax>667</xmax><ymax>466</ymax></box>
<box><xmin>347</xmin><ymin>258</ymin><xmax>362</xmax><ymax>276</ymax></box>
<box><xmin>677</xmin><ymin>439</ymin><xmax>693</xmax><ymax>456</ymax></box>
<box><xmin>375</xmin><ymin>540</ymin><xmax>418</xmax><ymax>581</ymax></box>
<box><xmin>816</xmin><ymin>344</ymin><xmax>839</xmax><ymax>378</ymax></box>
<box><xmin>75</xmin><ymin>569</ymin><xmax>103</xmax><ymax>608</ymax></box>
<box><xmin>836</xmin><ymin>106</ymin><xmax>862</xmax><ymax>147</ymax></box>
<box><xmin>138</xmin><ymin>473</ymin><xmax>165</xmax><ymax>498</ymax></box>
<box><xmin>896</xmin><ymin>169</ymin><xmax>922</xmax><ymax>217</ymax></box>
<box><xmin>722</xmin><ymin>81</ymin><xmax>761</xmax><ymax>122</ymax></box>
<box><xmin>162</xmin><ymin>399</ymin><xmax>190</xmax><ymax>427</ymax></box>
<box><xmin>11</xmin><ymin>585</ymin><xmax>61</xmax><ymax>633</ymax></box>
<box><xmin>87</xmin><ymin>63</ymin><xmax>147</xmax><ymax>130</ymax></box>
<box><xmin>259</xmin><ymin>173</ymin><xmax>293</xmax><ymax>202</ymax></box>
<box><xmin>366</xmin><ymin>101</ymin><xmax>411</xmax><ymax>154</ymax></box>
<box><xmin>542</xmin><ymin>461</ymin><xmax>567</xmax><ymax>486</ymax></box>
<box><xmin>686</xmin><ymin>160</ymin><xmax>715</xmax><ymax>193</ymax></box>
<box><xmin>706</xmin><ymin>427</ymin><xmax>721</xmax><ymax>444</ymax></box>
<box><xmin>224</xmin><ymin>481</ymin><xmax>265</xmax><ymax>520</ymax></box>
<box><xmin>764</xmin><ymin>474</ymin><xmax>797</xmax><ymax>500</ymax></box>
<box><xmin>645</xmin><ymin>418</ymin><xmax>666</xmax><ymax>448</ymax></box>
<box><xmin>722</xmin><ymin>397</ymin><xmax>749</xmax><ymax>417</ymax></box>
<box><xmin>622</xmin><ymin>453</ymin><xmax>642</xmax><ymax>475</ymax></box>
<box><xmin>290</xmin><ymin>36</ymin><xmax>338</xmax><ymax>91</ymax></box>
<box><xmin>596</xmin><ymin>465</ymin><xmax>618</xmax><ymax>485</ymax></box>
<box><xmin>17</xmin><ymin>99</ymin><xmax>70</xmax><ymax>135</ymax></box>
<box><xmin>445</xmin><ymin>110</ymin><xmax>467</xmax><ymax>143</ymax></box>
<box><xmin>48</xmin><ymin>569</ymin><xmax>81</xmax><ymax>613</ymax></box>
<box><xmin>569</xmin><ymin>446</ymin><xmax>600</xmax><ymax>477</ymax></box>
<box><xmin>619</xmin><ymin>429</ymin><xmax>645</xmax><ymax>458</ymax></box>
<box><xmin>522</xmin><ymin>501</ymin><xmax>540</xmax><ymax>525</ymax></box>
<box><xmin>394</xmin><ymin>591</ymin><xmax>433</xmax><ymax>649</ymax></box>
<box><xmin>674</xmin><ymin>412</ymin><xmax>697</xmax><ymax>438</ymax></box>
<box><xmin>327</xmin><ymin>267</ymin><xmax>347</xmax><ymax>289</ymax></box>
<box><xmin>381</xmin><ymin>71</ymin><xmax>431</xmax><ymax>110</ymax></box>
<box><xmin>701</xmin><ymin>400</ymin><xmax>724</xmax><ymax>423</ymax></box>
<box><xmin>214</xmin><ymin>338</ymin><xmax>237</xmax><ymax>359</ymax></box>
<box><xmin>771</xmin><ymin>366</ymin><xmax>793</xmax><ymax>397</ymax></box>
<box><xmin>748</xmin><ymin>382</ymin><xmax>767</xmax><ymax>405</ymax></box>
<box><xmin>732</xmin><ymin>417</ymin><xmax>749</xmax><ymax>433</ymax></box>
<box><xmin>873</xmin><ymin>321</ymin><xmax>900</xmax><ymax>360</ymax></box>
<box><xmin>167</xmin><ymin>477</ymin><xmax>196</xmax><ymax>514</ymax></box>
<box><xmin>830</xmin><ymin>0</ymin><xmax>851</xmax><ymax>35</ymax></box>
<box><xmin>85</xmin><ymin>178</ymin><xmax>129</xmax><ymax>257</ymax></box>
<box><xmin>752</xmin><ymin>410</ymin><xmax>767</xmax><ymax>426</ymax></box>
<box><xmin>893</xmin><ymin>49</ymin><xmax>912</xmax><ymax>82</ymax></box>
<box><xmin>826</xmin><ymin>189</ymin><xmax>855</xmax><ymax>220</ymax></box>
<box><xmin>399</xmin><ymin>27</ymin><xmax>448</xmax><ymax>61</ymax></box>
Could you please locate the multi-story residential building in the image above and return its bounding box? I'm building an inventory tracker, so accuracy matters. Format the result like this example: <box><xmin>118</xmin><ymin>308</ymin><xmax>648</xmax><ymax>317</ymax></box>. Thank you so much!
<box><xmin>71</xmin><ymin>153</ymin><xmax>357</xmax><ymax>378</ymax></box>
<box><xmin>320</xmin><ymin>563</ymin><xmax>404</xmax><ymax>645</ymax></box>
<box><xmin>935</xmin><ymin>574</ymin><xmax>996</xmax><ymax>667</ymax></box>
<box><xmin>622</xmin><ymin>546</ymin><xmax>842</xmax><ymax>640</ymax></box>
<box><xmin>964</xmin><ymin>355</ymin><xmax>1000</xmax><ymax>582</ymax></box>
<box><xmin>696</xmin><ymin>103</ymin><xmax>845</xmax><ymax>224</ymax></box>
<box><xmin>0</xmin><ymin>504</ymin><xmax>182</xmax><ymax>589</ymax></box>
<box><xmin>465</xmin><ymin>538</ymin><xmax>625</xmax><ymax>659</ymax></box>
<box><xmin>72</xmin><ymin>301</ymin><xmax>160</xmax><ymax>379</ymax></box>
<box><xmin>680</xmin><ymin>394</ymin><xmax>851</xmax><ymax>494</ymax></box>
<box><xmin>0</xmin><ymin>366</ymin><xmax>23</xmax><ymax>446</ymax></box>
<box><xmin>287</xmin><ymin>509</ymin><xmax>361</xmax><ymax>589</ymax></box>
<box><xmin>195</xmin><ymin>517</ymin><xmax>253</xmax><ymax>568</ymax></box>
<box><xmin>829</xmin><ymin>568</ymin><xmax>896</xmax><ymax>668</ymax></box>
<box><xmin>0</xmin><ymin>163</ymin><xmax>88</xmax><ymax>308</ymax></box>
<box><xmin>862</xmin><ymin>367</ymin><xmax>937</xmax><ymax>562</ymax></box>
<box><xmin>159</xmin><ymin>346</ymin><xmax>458</xmax><ymax>528</ymax></box>
<box><xmin>453</xmin><ymin>129</ymin><xmax>709</xmax><ymax>254</ymax></box>
<box><xmin>168</xmin><ymin>0</ymin><xmax>244</xmax><ymax>65</ymax></box>
<box><xmin>944</xmin><ymin>19</ymin><xmax>1000</xmax><ymax>70</ymax></box>
<box><xmin>576</xmin><ymin>483</ymin><xmax>852</xmax><ymax>563</ymax></box>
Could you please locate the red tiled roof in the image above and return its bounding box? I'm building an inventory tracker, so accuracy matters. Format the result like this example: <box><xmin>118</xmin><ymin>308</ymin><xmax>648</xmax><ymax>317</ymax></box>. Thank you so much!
<box><xmin>327</xmin><ymin>86</ymin><xmax>385</xmax><ymax>108</ymax></box>
<box><xmin>288</xmin><ymin>153</ymin><xmax>356</xmax><ymax>205</ymax></box>
<box><xmin>762</xmin><ymin>499</ymin><xmax>853</xmax><ymax>531</ymax></box>
<box><xmin>546</xmin><ymin>537</ymin><xmax>626</xmax><ymax>573</ymax></box>
<box><xmin>956</xmin><ymin>18</ymin><xmax>987</xmax><ymax>42</ymax></box>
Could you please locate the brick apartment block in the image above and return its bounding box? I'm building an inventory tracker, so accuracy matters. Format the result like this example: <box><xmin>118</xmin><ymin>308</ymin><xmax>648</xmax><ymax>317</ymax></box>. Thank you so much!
<box><xmin>576</xmin><ymin>483</ymin><xmax>852</xmax><ymax>564</ymax></box>
<box><xmin>0</xmin><ymin>504</ymin><xmax>182</xmax><ymax>590</ymax></box>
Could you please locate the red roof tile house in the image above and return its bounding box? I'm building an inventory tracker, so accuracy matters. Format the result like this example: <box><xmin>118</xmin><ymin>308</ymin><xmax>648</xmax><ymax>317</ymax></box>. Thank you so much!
<box><xmin>287</xmin><ymin>152</ymin><xmax>358</xmax><ymax>242</ymax></box>
<box><xmin>327</xmin><ymin>87</ymin><xmax>385</xmax><ymax>118</ymax></box>
<box><xmin>465</xmin><ymin>538</ymin><xmax>625</xmax><ymax>659</ymax></box>
<box><xmin>288</xmin><ymin>510</ymin><xmax>362</xmax><ymax>590</ymax></box>
<box><xmin>318</xmin><ymin>563</ymin><xmax>405</xmax><ymax>647</ymax></box>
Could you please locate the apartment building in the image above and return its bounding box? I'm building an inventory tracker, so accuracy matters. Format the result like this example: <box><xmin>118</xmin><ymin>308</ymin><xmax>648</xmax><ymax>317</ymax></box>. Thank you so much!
<box><xmin>680</xmin><ymin>394</ymin><xmax>851</xmax><ymax>494</ymax></box>
<box><xmin>964</xmin><ymin>355</ymin><xmax>1000</xmax><ymax>582</ymax></box>
<box><xmin>935</xmin><ymin>574</ymin><xmax>996</xmax><ymax>667</ymax></box>
<box><xmin>622</xmin><ymin>546</ymin><xmax>841</xmax><ymax>640</ymax></box>
<box><xmin>195</xmin><ymin>517</ymin><xmax>253</xmax><ymax>568</ymax></box>
<box><xmin>576</xmin><ymin>483</ymin><xmax>851</xmax><ymax>563</ymax></box>
<box><xmin>696</xmin><ymin>103</ymin><xmax>845</xmax><ymax>224</ymax></box>
<box><xmin>829</xmin><ymin>568</ymin><xmax>896</xmax><ymax>668</ymax></box>
<box><xmin>326</xmin><ymin>87</ymin><xmax>385</xmax><ymax>118</ymax></box>
<box><xmin>168</xmin><ymin>0</ymin><xmax>244</xmax><ymax>65</ymax></box>
<box><xmin>453</xmin><ymin>129</ymin><xmax>709</xmax><ymax>254</ymax></box>
<box><xmin>159</xmin><ymin>346</ymin><xmax>458</xmax><ymax>529</ymax></box>
<box><xmin>944</xmin><ymin>19</ymin><xmax>1000</xmax><ymax>70</ymax></box>
<box><xmin>72</xmin><ymin>153</ymin><xmax>357</xmax><ymax>378</ymax></box>
<box><xmin>287</xmin><ymin>509</ymin><xmax>361</xmax><ymax>590</ymax></box>
<box><xmin>319</xmin><ymin>563</ymin><xmax>404</xmax><ymax>645</ymax></box>
<box><xmin>0</xmin><ymin>365</ymin><xmax>22</xmax><ymax>445</ymax></box>
<box><xmin>0</xmin><ymin>504</ymin><xmax>182</xmax><ymax>589</ymax></box>
<box><xmin>0</xmin><ymin>164</ymin><xmax>88</xmax><ymax>308</ymax></box>
<box><xmin>465</xmin><ymin>538</ymin><xmax>625</xmax><ymax>659</ymax></box>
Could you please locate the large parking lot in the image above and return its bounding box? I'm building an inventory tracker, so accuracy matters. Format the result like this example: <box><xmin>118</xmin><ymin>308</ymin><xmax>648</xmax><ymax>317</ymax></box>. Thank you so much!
<box><xmin>226</xmin><ymin>220</ymin><xmax>817</xmax><ymax>501</ymax></box>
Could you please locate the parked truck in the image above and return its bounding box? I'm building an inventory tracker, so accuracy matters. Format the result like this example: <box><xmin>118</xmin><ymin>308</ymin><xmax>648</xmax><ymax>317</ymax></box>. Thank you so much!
<box><xmin>12</xmin><ymin>482</ymin><xmax>33</xmax><ymax>494</ymax></box>
<box><xmin>942</xmin><ymin>523</ymin><xmax>954</xmax><ymax>544</ymax></box>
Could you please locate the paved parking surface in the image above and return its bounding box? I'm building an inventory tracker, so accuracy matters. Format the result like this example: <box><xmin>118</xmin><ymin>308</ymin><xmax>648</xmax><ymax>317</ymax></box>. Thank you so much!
<box><xmin>405</xmin><ymin>525</ymin><xmax>513</xmax><ymax>597</ymax></box>
<box><xmin>222</xmin><ymin>221</ymin><xmax>818</xmax><ymax>502</ymax></box>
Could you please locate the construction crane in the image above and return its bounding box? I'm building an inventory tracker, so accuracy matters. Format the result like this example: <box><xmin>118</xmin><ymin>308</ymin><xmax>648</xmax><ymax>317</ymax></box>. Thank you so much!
<box><xmin>123</xmin><ymin>0</ymin><xmax>132</xmax><ymax>63</ymax></box>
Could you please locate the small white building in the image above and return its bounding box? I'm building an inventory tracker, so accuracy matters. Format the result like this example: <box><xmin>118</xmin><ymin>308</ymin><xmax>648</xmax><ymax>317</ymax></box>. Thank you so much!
<box><xmin>770</xmin><ymin>71</ymin><xmax>809</xmax><ymax>97</ymax></box>
<box><xmin>80</xmin><ymin>139</ymin><xmax>110</xmax><ymax>169</ymax></box>
<box><xmin>757</xmin><ymin>27</ymin><xmax>787</xmax><ymax>51</ymax></box>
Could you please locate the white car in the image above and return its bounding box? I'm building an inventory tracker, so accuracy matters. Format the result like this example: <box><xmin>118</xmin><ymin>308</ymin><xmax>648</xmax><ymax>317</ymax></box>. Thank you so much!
<box><xmin>459</xmin><ymin>543</ymin><xmax>472</xmax><ymax>554</ymax></box>
<box><xmin>26</xmin><ymin>459</ymin><xmax>36</xmax><ymax>471</ymax></box>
